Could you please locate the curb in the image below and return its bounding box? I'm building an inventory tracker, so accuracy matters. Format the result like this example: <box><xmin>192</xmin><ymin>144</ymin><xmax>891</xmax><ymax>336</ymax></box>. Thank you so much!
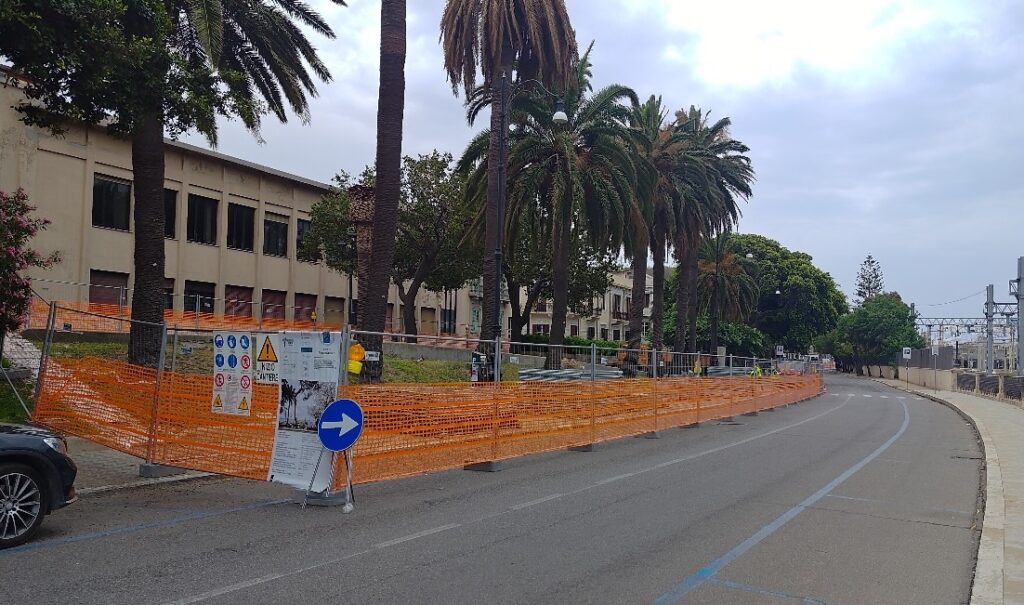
<box><xmin>871</xmin><ymin>378</ymin><xmax>1002</xmax><ymax>605</ymax></box>
<box><xmin>77</xmin><ymin>471</ymin><xmax>216</xmax><ymax>496</ymax></box>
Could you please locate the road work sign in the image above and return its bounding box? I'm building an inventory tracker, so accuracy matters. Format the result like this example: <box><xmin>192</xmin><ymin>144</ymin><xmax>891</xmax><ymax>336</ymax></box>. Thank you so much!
<box><xmin>212</xmin><ymin>331</ymin><xmax>252</xmax><ymax>416</ymax></box>
<box><xmin>317</xmin><ymin>399</ymin><xmax>364</xmax><ymax>452</ymax></box>
<box><xmin>255</xmin><ymin>334</ymin><xmax>282</xmax><ymax>385</ymax></box>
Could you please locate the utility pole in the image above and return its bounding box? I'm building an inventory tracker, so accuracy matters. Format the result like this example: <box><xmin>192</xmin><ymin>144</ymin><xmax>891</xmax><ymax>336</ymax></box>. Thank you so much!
<box><xmin>985</xmin><ymin>284</ymin><xmax>995</xmax><ymax>375</ymax></box>
<box><xmin>1014</xmin><ymin>257</ymin><xmax>1023</xmax><ymax>377</ymax></box>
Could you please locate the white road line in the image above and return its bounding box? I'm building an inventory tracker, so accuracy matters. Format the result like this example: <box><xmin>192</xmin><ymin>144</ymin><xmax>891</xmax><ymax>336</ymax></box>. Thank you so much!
<box><xmin>863</xmin><ymin>394</ymin><xmax>873</xmax><ymax>398</ymax></box>
<box><xmin>165</xmin><ymin>396</ymin><xmax>855</xmax><ymax>605</ymax></box>
<box><xmin>374</xmin><ymin>524</ymin><xmax>461</xmax><ymax>549</ymax></box>
<box><xmin>879</xmin><ymin>395</ymin><xmax>889</xmax><ymax>399</ymax></box>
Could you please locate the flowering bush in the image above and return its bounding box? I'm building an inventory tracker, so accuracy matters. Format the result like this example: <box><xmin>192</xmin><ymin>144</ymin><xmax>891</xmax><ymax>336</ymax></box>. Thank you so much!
<box><xmin>0</xmin><ymin>189</ymin><xmax>59</xmax><ymax>336</ymax></box>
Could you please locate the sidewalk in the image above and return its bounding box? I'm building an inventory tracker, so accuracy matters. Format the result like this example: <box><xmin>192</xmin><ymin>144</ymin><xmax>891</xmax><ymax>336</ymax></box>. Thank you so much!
<box><xmin>876</xmin><ymin>377</ymin><xmax>1022</xmax><ymax>605</ymax></box>
<box><xmin>67</xmin><ymin>437</ymin><xmax>210</xmax><ymax>495</ymax></box>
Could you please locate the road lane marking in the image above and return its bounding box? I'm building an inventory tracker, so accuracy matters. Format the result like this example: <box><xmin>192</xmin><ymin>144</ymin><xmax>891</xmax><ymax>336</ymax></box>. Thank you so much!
<box><xmin>650</xmin><ymin>399</ymin><xmax>910</xmax><ymax>605</ymax></box>
<box><xmin>862</xmin><ymin>394</ymin><xmax>873</xmax><ymax>398</ymax></box>
<box><xmin>707</xmin><ymin>577</ymin><xmax>849</xmax><ymax>605</ymax></box>
<box><xmin>374</xmin><ymin>524</ymin><xmax>461</xmax><ymax>549</ymax></box>
<box><xmin>165</xmin><ymin>396</ymin><xmax>856</xmax><ymax>604</ymax></box>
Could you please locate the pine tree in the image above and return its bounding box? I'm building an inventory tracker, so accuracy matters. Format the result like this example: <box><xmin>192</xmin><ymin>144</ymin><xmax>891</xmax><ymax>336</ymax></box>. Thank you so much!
<box><xmin>855</xmin><ymin>254</ymin><xmax>885</xmax><ymax>304</ymax></box>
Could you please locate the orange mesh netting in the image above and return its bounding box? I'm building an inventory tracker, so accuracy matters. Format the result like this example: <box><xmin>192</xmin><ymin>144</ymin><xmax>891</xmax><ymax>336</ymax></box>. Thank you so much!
<box><xmin>32</xmin><ymin>356</ymin><xmax>822</xmax><ymax>485</ymax></box>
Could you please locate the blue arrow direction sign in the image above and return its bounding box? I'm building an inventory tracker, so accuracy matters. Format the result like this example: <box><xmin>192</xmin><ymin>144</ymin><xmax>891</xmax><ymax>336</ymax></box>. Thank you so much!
<box><xmin>317</xmin><ymin>399</ymin><xmax>364</xmax><ymax>452</ymax></box>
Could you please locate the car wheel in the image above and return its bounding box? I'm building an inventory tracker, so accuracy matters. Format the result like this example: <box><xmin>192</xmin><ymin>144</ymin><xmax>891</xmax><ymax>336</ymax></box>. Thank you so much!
<box><xmin>0</xmin><ymin>463</ymin><xmax>48</xmax><ymax>549</ymax></box>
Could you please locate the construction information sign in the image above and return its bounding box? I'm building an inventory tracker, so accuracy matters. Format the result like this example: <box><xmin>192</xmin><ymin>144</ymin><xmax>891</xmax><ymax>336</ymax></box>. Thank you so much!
<box><xmin>255</xmin><ymin>333</ymin><xmax>282</xmax><ymax>384</ymax></box>
<box><xmin>212</xmin><ymin>332</ymin><xmax>253</xmax><ymax>416</ymax></box>
<box><xmin>267</xmin><ymin>331</ymin><xmax>341</xmax><ymax>491</ymax></box>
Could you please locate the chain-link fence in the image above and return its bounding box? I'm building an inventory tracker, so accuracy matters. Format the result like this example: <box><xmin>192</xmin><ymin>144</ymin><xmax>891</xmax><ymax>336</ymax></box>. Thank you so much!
<box><xmin>28</xmin><ymin>303</ymin><xmax>823</xmax><ymax>487</ymax></box>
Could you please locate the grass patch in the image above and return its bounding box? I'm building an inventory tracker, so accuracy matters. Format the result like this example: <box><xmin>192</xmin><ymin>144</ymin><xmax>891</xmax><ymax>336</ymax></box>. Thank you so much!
<box><xmin>24</xmin><ymin>338</ymin><xmax>522</xmax><ymax>383</ymax></box>
<box><xmin>0</xmin><ymin>380</ymin><xmax>34</xmax><ymax>424</ymax></box>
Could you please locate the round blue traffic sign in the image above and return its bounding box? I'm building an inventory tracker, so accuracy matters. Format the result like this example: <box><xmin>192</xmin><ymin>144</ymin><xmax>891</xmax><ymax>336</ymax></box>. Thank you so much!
<box><xmin>317</xmin><ymin>399</ymin><xmax>364</xmax><ymax>452</ymax></box>
<box><xmin>228</xmin><ymin>354</ymin><xmax>238</xmax><ymax>368</ymax></box>
<box><xmin>227</xmin><ymin>335</ymin><xmax>237</xmax><ymax>349</ymax></box>
<box><xmin>240</xmin><ymin>335</ymin><xmax>250</xmax><ymax>349</ymax></box>
<box><xmin>215</xmin><ymin>353</ymin><xmax>225</xmax><ymax>368</ymax></box>
<box><xmin>214</xmin><ymin>335</ymin><xmax>224</xmax><ymax>348</ymax></box>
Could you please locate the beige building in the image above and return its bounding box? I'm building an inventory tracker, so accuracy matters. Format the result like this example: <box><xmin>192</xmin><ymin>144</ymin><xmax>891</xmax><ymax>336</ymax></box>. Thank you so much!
<box><xmin>2</xmin><ymin>66</ymin><xmax>651</xmax><ymax>342</ymax></box>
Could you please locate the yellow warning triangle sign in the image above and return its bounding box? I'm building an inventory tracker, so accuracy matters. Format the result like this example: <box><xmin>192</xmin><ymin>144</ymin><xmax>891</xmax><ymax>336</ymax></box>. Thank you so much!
<box><xmin>257</xmin><ymin>336</ymin><xmax>279</xmax><ymax>363</ymax></box>
<box><xmin>238</xmin><ymin>397</ymin><xmax>249</xmax><ymax>411</ymax></box>
<box><xmin>213</xmin><ymin>394</ymin><xmax>223</xmax><ymax>408</ymax></box>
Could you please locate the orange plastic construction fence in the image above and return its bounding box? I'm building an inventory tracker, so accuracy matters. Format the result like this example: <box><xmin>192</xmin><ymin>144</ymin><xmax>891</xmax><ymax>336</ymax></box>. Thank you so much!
<box><xmin>33</xmin><ymin>356</ymin><xmax>822</xmax><ymax>485</ymax></box>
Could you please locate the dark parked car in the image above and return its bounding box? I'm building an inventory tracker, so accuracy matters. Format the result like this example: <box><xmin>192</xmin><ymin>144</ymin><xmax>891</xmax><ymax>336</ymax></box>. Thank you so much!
<box><xmin>1</xmin><ymin>423</ymin><xmax>77</xmax><ymax>549</ymax></box>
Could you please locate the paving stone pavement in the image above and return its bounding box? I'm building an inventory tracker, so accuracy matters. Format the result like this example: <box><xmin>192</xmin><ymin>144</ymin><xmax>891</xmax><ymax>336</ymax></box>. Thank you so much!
<box><xmin>66</xmin><ymin>437</ymin><xmax>209</xmax><ymax>495</ymax></box>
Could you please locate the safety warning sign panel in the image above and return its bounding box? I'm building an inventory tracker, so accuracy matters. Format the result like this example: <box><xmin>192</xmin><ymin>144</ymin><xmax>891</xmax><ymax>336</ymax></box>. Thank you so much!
<box><xmin>255</xmin><ymin>333</ymin><xmax>282</xmax><ymax>385</ymax></box>
<box><xmin>212</xmin><ymin>331</ymin><xmax>252</xmax><ymax>416</ymax></box>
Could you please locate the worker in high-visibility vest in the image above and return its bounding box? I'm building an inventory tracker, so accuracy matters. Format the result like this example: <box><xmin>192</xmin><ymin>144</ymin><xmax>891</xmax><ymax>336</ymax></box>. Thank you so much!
<box><xmin>751</xmin><ymin>365</ymin><xmax>763</xmax><ymax>378</ymax></box>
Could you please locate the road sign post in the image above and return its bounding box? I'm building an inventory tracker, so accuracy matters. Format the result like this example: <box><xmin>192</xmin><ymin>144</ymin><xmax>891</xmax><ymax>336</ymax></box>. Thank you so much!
<box><xmin>902</xmin><ymin>347</ymin><xmax>912</xmax><ymax>389</ymax></box>
<box><xmin>304</xmin><ymin>398</ymin><xmax>364</xmax><ymax>510</ymax></box>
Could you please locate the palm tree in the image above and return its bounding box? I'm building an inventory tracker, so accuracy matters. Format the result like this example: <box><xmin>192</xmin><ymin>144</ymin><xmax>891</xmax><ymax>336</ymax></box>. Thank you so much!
<box><xmin>441</xmin><ymin>0</ymin><xmax>577</xmax><ymax>348</ymax></box>
<box><xmin>459</xmin><ymin>46</ymin><xmax>637</xmax><ymax>368</ymax></box>
<box><xmin>698</xmin><ymin>232</ymin><xmax>759</xmax><ymax>354</ymax></box>
<box><xmin>628</xmin><ymin>96</ymin><xmax>685</xmax><ymax>352</ymax></box>
<box><xmin>670</xmin><ymin>106</ymin><xmax>754</xmax><ymax>354</ymax></box>
<box><xmin>360</xmin><ymin>0</ymin><xmax>406</xmax><ymax>380</ymax></box>
<box><xmin>127</xmin><ymin>0</ymin><xmax>346</xmax><ymax>364</ymax></box>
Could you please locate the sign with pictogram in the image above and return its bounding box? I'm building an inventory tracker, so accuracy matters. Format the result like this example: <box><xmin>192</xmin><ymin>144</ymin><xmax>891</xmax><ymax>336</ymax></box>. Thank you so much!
<box><xmin>255</xmin><ymin>334</ymin><xmax>282</xmax><ymax>385</ymax></box>
<box><xmin>212</xmin><ymin>331</ymin><xmax>253</xmax><ymax>416</ymax></box>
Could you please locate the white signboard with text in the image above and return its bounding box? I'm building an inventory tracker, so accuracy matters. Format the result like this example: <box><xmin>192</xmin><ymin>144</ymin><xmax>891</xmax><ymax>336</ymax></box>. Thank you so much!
<box><xmin>267</xmin><ymin>331</ymin><xmax>341</xmax><ymax>491</ymax></box>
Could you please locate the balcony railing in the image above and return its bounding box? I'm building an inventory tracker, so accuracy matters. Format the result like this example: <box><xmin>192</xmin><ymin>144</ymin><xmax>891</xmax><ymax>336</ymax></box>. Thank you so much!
<box><xmin>612</xmin><ymin>310</ymin><xmax>629</xmax><ymax>321</ymax></box>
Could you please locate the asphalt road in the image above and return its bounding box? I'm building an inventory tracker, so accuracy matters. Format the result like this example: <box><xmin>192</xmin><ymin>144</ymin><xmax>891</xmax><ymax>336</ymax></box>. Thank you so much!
<box><xmin>1</xmin><ymin>374</ymin><xmax>983</xmax><ymax>605</ymax></box>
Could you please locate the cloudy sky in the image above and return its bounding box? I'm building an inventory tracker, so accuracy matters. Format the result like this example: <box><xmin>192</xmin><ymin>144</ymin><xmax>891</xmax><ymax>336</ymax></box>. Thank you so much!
<box><xmin>185</xmin><ymin>0</ymin><xmax>1024</xmax><ymax>319</ymax></box>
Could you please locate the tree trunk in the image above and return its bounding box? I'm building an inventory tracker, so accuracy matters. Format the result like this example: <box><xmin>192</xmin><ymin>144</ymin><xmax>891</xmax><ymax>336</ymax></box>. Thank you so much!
<box><xmin>361</xmin><ymin>0</ymin><xmax>406</xmax><ymax>381</ymax></box>
<box><xmin>709</xmin><ymin>275</ymin><xmax>721</xmax><ymax>356</ymax></box>
<box><xmin>547</xmin><ymin>215</ymin><xmax>570</xmax><ymax>369</ymax></box>
<box><xmin>505</xmin><ymin>270</ymin><xmax>527</xmax><ymax>342</ymax></box>
<box><xmin>625</xmin><ymin>220</ymin><xmax>649</xmax><ymax>377</ymax></box>
<box><xmin>398</xmin><ymin>288</ymin><xmax>418</xmax><ymax>342</ymax></box>
<box><xmin>650</xmin><ymin>214</ymin><xmax>666</xmax><ymax>351</ymax></box>
<box><xmin>128</xmin><ymin>112</ymin><xmax>166</xmax><ymax>367</ymax></box>
<box><xmin>686</xmin><ymin>242</ymin><xmax>699</xmax><ymax>354</ymax></box>
<box><xmin>480</xmin><ymin>61</ymin><xmax>511</xmax><ymax>344</ymax></box>
<box><xmin>673</xmin><ymin>237</ymin><xmax>688</xmax><ymax>354</ymax></box>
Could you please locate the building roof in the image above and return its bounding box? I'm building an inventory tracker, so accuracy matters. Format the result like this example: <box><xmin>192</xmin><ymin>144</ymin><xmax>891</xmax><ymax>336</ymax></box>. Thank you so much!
<box><xmin>165</xmin><ymin>140</ymin><xmax>332</xmax><ymax>192</ymax></box>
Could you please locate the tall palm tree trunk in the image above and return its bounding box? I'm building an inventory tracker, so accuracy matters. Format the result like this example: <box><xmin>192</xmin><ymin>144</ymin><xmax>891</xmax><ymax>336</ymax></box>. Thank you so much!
<box><xmin>709</xmin><ymin>277</ymin><xmax>721</xmax><ymax>357</ymax></box>
<box><xmin>547</xmin><ymin>216</ymin><xmax>570</xmax><ymax>369</ymax></box>
<box><xmin>673</xmin><ymin>236</ymin><xmax>688</xmax><ymax>354</ymax></box>
<box><xmin>686</xmin><ymin>246</ymin><xmax>699</xmax><ymax>353</ymax></box>
<box><xmin>361</xmin><ymin>0</ymin><xmax>406</xmax><ymax>381</ymax></box>
<box><xmin>625</xmin><ymin>221</ymin><xmax>648</xmax><ymax>376</ymax></box>
<box><xmin>128</xmin><ymin>111</ymin><xmax>166</xmax><ymax>367</ymax></box>
<box><xmin>650</xmin><ymin>215</ymin><xmax>666</xmax><ymax>351</ymax></box>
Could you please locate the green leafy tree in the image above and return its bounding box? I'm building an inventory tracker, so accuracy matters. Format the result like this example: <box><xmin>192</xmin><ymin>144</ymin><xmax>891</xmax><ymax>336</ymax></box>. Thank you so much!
<box><xmin>441</xmin><ymin>0</ymin><xmax>578</xmax><ymax>345</ymax></box>
<box><xmin>1</xmin><ymin>0</ymin><xmax>345</xmax><ymax>365</ymax></box>
<box><xmin>698</xmin><ymin>232</ymin><xmax>758</xmax><ymax>353</ymax></box>
<box><xmin>818</xmin><ymin>292</ymin><xmax>923</xmax><ymax>374</ymax></box>
<box><xmin>733</xmin><ymin>234</ymin><xmax>848</xmax><ymax>354</ymax></box>
<box><xmin>0</xmin><ymin>189</ymin><xmax>59</xmax><ymax>351</ymax></box>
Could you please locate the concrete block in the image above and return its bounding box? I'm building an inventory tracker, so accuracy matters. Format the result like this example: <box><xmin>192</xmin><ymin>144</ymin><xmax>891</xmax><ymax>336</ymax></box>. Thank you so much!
<box><xmin>138</xmin><ymin>463</ymin><xmax>186</xmax><ymax>478</ymax></box>
<box><xmin>683</xmin><ymin>422</ymin><xmax>700</xmax><ymax>429</ymax></box>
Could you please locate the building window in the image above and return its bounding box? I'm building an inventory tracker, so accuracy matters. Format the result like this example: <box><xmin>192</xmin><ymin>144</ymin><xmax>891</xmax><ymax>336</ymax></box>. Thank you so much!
<box><xmin>295</xmin><ymin>293</ymin><xmax>318</xmax><ymax>322</ymax></box>
<box><xmin>613</xmin><ymin>329</ymin><xmax>621</xmax><ymax>342</ymax></box>
<box><xmin>601</xmin><ymin>328</ymin><xmax>609</xmax><ymax>340</ymax></box>
<box><xmin>645</xmin><ymin>293</ymin><xmax>651</xmax><ymax>308</ymax></box>
<box><xmin>184</xmin><ymin>280</ymin><xmax>216</xmax><ymax>313</ymax></box>
<box><xmin>89</xmin><ymin>270</ymin><xmax>128</xmax><ymax>306</ymax></box>
<box><xmin>262</xmin><ymin>289</ymin><xmax>286</xmax><ymax>320</ymax></box>
<box><xmin>225</xmin><ymin>285</ymin><xmax>254</xmax><ymax>317</ymax></box>
<box><xmin>441</xmin><ymin>308</ymin><xmax>457</xmax><ymax>333</ymax></box>
<box><xmin>263</xmin><ymin>213</ymin><xmax>289</xmax><ymax>257</ymax></box>
<box><xmin>227</xmin><ymin>203</ymin><xmax>255</xmax><ymax>251</ymax></box>
<box><xmin>92</xmin><ymin>175</ymin><xmax>131</xmax><ymax>231</ymax></box>
<box><xmin>532</xmin><ymin>324</ymin><xmax>550</xmax><ymax>335</ymax></box>
<box><xmin>187</xmin><ymin>194</ymin><xmax>219</xmax><ymax>245</ymax></box>
<box><xmin>164</xmin><ymin>189</ymin><xmax>177</xmax><ymax>239</ymax></box>
<box><xmin>164</xmin><ymin>278</ymin><xmax>175</xmax><ymax>310</ymax></box>
<box><xmin>296</xmin><ymin>218</ymin><xmax>315</xmax><ymax>262</ymax></box>
<box><xmin>613</xmin><ymin>294</ymin><xmax>622</xmax><ymax>312</ymax></box>
<box><xmin>587</xmin><ymin>327</ymin><xmax>596</xmax><ymax>339</ymax></box>
<box><xmin>324</xmin><ymin>296</ymin><xmax>345</xmax><ymax>327</ymax></box>
<box><xmin>536</xmin><ymin>301</ymin><xmax>547</xmax><ymax>312</ymax></box>
<box><xmin>571</xmin><ymin>325</ymin><xmax>579</xmax><ymax>337</ymax></box>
